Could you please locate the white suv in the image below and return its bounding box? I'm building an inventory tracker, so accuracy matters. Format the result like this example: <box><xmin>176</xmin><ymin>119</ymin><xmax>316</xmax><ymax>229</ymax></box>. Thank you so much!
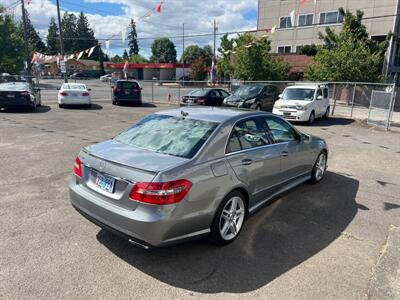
<box><xmin>273</xmin><ymin>84</ymin><xmax>330</xmax><ymax>124</ymax></box>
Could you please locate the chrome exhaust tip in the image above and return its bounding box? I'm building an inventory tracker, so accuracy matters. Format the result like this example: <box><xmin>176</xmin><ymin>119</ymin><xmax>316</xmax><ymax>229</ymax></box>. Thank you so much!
<box><xmin>128</xmin><ymin>239</ymin><xmax>150</xmax><ymax>250</ymax></box>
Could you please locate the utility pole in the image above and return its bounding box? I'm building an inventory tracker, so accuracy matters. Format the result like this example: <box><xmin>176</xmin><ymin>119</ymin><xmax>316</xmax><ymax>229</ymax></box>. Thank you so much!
<box><xmin>56</xmin><ymin>0</ymin><xmax>67</xmax><ymax>83</ymax></box>
<box><xmin>213</xmin><ymin>19</ymin><xmax>217</xmax><ymax>59</ymax></box>
<box><xmin>20</xmin><ymin>0</ymin><xmax>31</xmax><ymax>82</ymax></box>
<box><xmin>182</xmin><ymin>23</ymin><xmax>185</xmax><ymax>86</ymax></box>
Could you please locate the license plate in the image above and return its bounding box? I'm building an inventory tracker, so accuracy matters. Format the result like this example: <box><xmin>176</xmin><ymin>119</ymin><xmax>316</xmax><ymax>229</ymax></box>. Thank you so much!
<box><xmin>95</xmin><ymin>172</ymin><xmax>115</xmax><ymax>193</ymax></box>
<box><xmin>283</xmin><ymin>112</ymin><xmax>291</xmax><ymax>116</ymax></box>
<box><xmin>7</xmin><ymin>94</ymin><xmax>15</xmax><ymax>98</ymax></box>
<box><xmin>125</xmin><ymin>91</ymin><xmax>130</xmax><ymax>94</ymax></box>
<box><xmin>71</xmin><ymin>93</ymin><xmax>78</xmax><ymax>97</ymax></box>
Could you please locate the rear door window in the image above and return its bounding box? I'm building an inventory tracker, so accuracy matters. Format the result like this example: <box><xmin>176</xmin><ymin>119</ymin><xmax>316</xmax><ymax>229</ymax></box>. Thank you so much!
<box><xmin>118</xmin><ymin>82</ymin><xmax>139</xmax><ymax>90</ymax></box>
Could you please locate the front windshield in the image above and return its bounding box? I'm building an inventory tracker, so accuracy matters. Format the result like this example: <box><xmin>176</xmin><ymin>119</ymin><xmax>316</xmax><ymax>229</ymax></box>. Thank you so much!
<box><xmin>115</xmin><ymin>114</ymin><xmax>218</xmax><ymax>158</ymax></box>
<box><xmin>0</xmin><ymin>83</ymin><xmax>29</xmax><ymax>91</ymax></box>
<box><xmin>282</xmin><ymin>88</ymin><xmax>315</xmax><ymax>101</ymax></box>
<box><xmin>234</xmin><ymin>86</ymin><xmax>262</xmax><ymax>98</ymax></box>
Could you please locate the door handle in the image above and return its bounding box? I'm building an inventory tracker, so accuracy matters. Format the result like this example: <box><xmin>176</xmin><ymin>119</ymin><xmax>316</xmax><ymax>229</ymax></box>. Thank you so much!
<box><xmin>281</xmin><ymin>151</ymin><xmax>289</xmax><ymax>157</ymax></box>
<box><xmin>241</xmin><ymin>159</ymin><xmax>253</xmax><ymax>165</ymax></box>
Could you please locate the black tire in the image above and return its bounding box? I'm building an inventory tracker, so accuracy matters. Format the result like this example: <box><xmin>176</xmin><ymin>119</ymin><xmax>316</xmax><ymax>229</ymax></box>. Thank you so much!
<box><xmin>323</xmin><ymin>107</ymin><xmax>330</xmax><ymax>119</ymax></box>
<box><xmin>86</xmin><ymin>104</ymin><xmax>91</xmax><ymax>109</ymax></box>
<box><xmin>58</xmin><ymin>104</ymin><xmax>63</xmax><ymax>108</ymax></box>
<box><xmin>112</xmin><ymin>100</ymin><xmax>118</xmax><ymax>105</ymax></box>
<box><xmin>308</xmin><ymin>111</ymin><xmax>315</xmax><ymax>124</ymax></box>
<box><xmin>209</xmin><ymin>190</ymin><xmax>247</xmax><ymax>246</ymax></box>
<box><xmin>30</xmin><ymin>104</ymin><xmax>36</xmax><ymax>112</ymax></box>
<box><xmin>309</xmin><ymin>151</ymin><xmax>328</xmax><ymax>184</ymax></box>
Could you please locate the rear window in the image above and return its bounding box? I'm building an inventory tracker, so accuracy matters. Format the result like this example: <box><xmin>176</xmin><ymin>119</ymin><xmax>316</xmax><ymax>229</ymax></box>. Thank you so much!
<box><xmin>62</xmin><ymin>84</ymin><xmax>86</xmax><ymax>90</ymax></box>
<box><xmin>118</xmin><ymin>82</ymin><xmax>139</xmax><ymax>89</ymax></box>
<box><xmin>189</xmin><ymin>89</ymin><xmax>208</xmax><ymax>97</ymax></box>
<box><xmin>114</xmin><ymin>114</ymin><xmax>218</xmax><ymax>158</ymax></box>
<box><xmin>0</xmin><ymin>83</ymin><xmax>29</xmax><ymax>91</ymax></box>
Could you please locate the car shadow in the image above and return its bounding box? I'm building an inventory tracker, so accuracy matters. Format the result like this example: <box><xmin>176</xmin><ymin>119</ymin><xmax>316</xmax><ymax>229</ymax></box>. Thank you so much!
<box><xmin>62</xmin><ymin>103</ymin><xmax>103</xmax><ymax>110</ymax></box>
<box><xmin>96</xmin><ymin>171</ymin><xmax>359</xmax><ymax>293</ymax></box>
<box><xmin>310</xmin><ymin>117</ymin><xmax>355</xmax><ymax>127</ymax></box>
<box><xmin>117</xmin><ymin>102</ymin><xmax>157</xmax><ymax>108</ymax></box>
<box><xmin>0</xmin><ymin>105</ymin><xmax>51</xmax><ymax>114</ymax></box>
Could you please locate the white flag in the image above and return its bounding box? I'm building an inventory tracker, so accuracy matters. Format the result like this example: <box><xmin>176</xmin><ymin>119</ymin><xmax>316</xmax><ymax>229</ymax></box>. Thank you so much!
<box><xmin>77</xmin><ymin>51</ymin><xmax>84</xmax><ymax>60</ymax></box>
<box><xmin>121</xmin><ymin>29</ymin><xmax>126</xmax><ymax>44</ymax></box>
<box><xmin>314</xmin><ymin>0</ymin><xmax>317</xmax><ymax>4</ymax></box>
<box><xmin>290</xmin><ymin>10</ymin><xmax>295</xmax><ymax>27</ymax></box>
<box><xmin>244</xmin><ymin>44</ymin><xmax>252</xmax><ymax>48</ymax></box>
<box><xmin>68</xmin><ymin>54</ymin><xmax>74</xmax><ymax>59</ymax></box>
<box><xmin>271</xmin><ymin>25</ymin><xmax>276</xmax><ymax>34</ymax></box>
<box><xmin>88</xmin><ymin>46</ymin><xmax>96</xmax><ymax>57</ymax></box>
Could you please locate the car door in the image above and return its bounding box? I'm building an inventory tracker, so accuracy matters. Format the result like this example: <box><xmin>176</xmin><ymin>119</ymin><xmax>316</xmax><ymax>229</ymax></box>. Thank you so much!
<box><xmin>264</xmin><ymin>116</ymin><xmax>313</xmax><ymax>183</ymax></box>
<box><xmin>315</xmin><ymin>88</ymin><xmax>324</xmax><ymax>116</ymax></box>
<box><xmin>225</xmin><ymin>117</ymin><xmax>283</xmax><ymax>206</ymax></box>
<box><xmin>263</xmin><ymin>86</ymin><xmax>278</xmax><ymax>111</ymax></box>
<box><xmin>207</xmin><ymin>90</ymin><xmax>220</xmax><ymax>106</ymax></box>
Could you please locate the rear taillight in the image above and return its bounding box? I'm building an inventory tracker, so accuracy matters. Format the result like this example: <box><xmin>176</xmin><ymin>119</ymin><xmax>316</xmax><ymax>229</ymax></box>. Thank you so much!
<box><xmin>197</xmin><ymin>97</ymin><xmax>206</xmax><ymax>105</ymax></box>
<box><xmin>129</xmin><ymin>179</ymin><xmax>192</xmax><ymax>205</ymax></box>
<box><xmin>81</xmin><ymin>92</ymin><xmax>90</xmax><ymax>96</ymax></box>
<box><xmin>133</xmin><ymin>89</ymin><xmax>141</xmax><ymax>93</ymax></box>
<box><xmin>113</xmin><ymin>87</ymin><xmax>121</xmax><ymax>92</ymax></box>
<box><xmin>59</xmin><ymin>92</ymin><xmax>68</xmax><ymax>96</ymax></box>
<box><xmin>73</xmin><ymin>156</ymin><xmax>82</xmax><ymax>178</ymax></box>
<box><xmin>20</xmin><ymin>91</ymin><xmax>30</xmax><ymax>96</ymax></box>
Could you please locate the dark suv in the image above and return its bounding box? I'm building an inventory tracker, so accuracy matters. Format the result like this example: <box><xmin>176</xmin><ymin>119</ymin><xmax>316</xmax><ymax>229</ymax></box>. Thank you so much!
<box><xmin>70</xmin><ymin>73</ymin><xmax>88</xmax><ymax>80</ymax></box>
<box><xmin>112</xmin><ymin>80</ymin><xmax>142</xmax><ymax>106</ymax></box>
<box><xmin>223</xmin><ymin>85</ymin><xmax>279</xmax><ymax>111</ymax></box>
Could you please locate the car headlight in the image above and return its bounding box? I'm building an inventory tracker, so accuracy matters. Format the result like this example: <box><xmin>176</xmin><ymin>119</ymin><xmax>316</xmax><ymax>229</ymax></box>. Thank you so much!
<box><xmin>274</xmin><ymin>104</ymin><xmax>281</xmax><ymax>109</ymax></box>
<box><xmin>296</xmin><ymin>105</ymin><xmax>308</xmax><ymax>110</ymax></box>
<box><xmin>245</xmin><ymin>98</ymin><xmax>256</xmax><ymax>104</ymax></box>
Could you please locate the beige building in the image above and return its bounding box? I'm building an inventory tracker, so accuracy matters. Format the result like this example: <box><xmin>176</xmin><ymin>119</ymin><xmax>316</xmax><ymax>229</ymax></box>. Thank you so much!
<box><xmin>257</xmin><ymin>0</ymin><xmax>400</xmax><ymax>81</ymax></box>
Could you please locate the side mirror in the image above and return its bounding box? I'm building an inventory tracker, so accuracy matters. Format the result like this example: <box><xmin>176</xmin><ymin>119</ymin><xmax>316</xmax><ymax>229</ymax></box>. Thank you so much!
<box><xmin>317</xmin><ymin>95</ymin><xmax>323</xmax><ymax>100</ymax></box>
<box><xmin>278</xmin><ymin>94</ymin><xmax>283</xmax><ymax>98</ymax></box>
<box><xmin>300</xmin><ymin>134</ymin><xmax>312</xmax><ymax>143</ymax></box>
<box><xmin>88</xmin><ymin>88</ymin><xmax>92</xmax><ymax>91</ymax></box>
<box><xmin>57</xmin><ymin>87</ymin><xmax>60</xmax><ymax>90</ymax></box>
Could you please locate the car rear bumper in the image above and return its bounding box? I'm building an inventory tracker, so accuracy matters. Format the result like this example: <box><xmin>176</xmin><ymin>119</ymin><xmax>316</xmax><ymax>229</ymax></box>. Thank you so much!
<box><xmin>273</xmin><ymin>108</ymin><xmax>310</xmax><ymax>122</ymax></box>
<box><xmin>59</xmin><ymin>96</ymin><xmax>91</xmax><ymax>105</ymax></box>
<box><xmin>69</xmin><ymin>180</ymin><xmax>209</xmax><ymax>247</ymax></box>
<box><xmin>0</xmin><ymin>98</ymin><xmax>34</xmax><ymax>108</ymax></box>
<box><xmin>114</xmin><ymin>98</ymin><xmax>142</xmax><ymax>104</ymax></box>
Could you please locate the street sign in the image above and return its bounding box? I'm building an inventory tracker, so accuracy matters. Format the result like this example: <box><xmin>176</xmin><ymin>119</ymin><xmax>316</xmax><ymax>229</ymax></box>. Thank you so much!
<box><xmin>60</xmin><ymin>60</ymin><xmax>66</xmax><ymax>73</ymax></box>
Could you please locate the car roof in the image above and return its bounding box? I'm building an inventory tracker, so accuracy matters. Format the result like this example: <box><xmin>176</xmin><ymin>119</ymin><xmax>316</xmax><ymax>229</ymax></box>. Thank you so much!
<box><xmin>286</xmin><ymin>85</ymin><xmax>318</xmax><ymax>89</ymax></box>
<box><xmin>155</xmin><ymin>106</ymin><xmax>272</xmax><ymax>123</ymax></box>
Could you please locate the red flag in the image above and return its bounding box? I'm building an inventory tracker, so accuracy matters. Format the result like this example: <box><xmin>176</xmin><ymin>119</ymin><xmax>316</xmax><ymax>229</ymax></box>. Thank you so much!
<box><xmin>155</xmin><ymin>2</ymin><xmax>162</xmax><ymax>13</ymax></box>
<box><xmin>27</xmin><ymin>0</ymin><xmax>33</xmax><ymax>5</ymax></box>
<box><xmin>123</xmin><ymin>60</ymin><xmax>128</xmax><ymax>79</ymax></box>
<box><xmin>300</xmin><ymin>0</ymin><xmax>307</xmax><ymax>8</ymax></box>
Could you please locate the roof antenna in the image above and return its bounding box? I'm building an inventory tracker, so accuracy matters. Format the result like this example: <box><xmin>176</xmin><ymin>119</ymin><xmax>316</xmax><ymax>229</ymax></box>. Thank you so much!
<box><xmin>181</xmin><ymin>110</ymin><xmax>189</xmax><ymax>119</ymax></box>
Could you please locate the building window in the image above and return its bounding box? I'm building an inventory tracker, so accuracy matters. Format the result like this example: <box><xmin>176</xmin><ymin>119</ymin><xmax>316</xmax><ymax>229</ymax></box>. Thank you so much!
<box><xmin>278</xmin><ymin>46</ymin><xmax>292</xmax><ymax>54</ymax></box>
<box><xmin>298</xmin><ymin>14</ymin><xmax>314</xmax><ymax>27</ymax></box>
<box><xmin>280</xmin><ymin>16</ymin><xmax>292</xmax><ymax>29</ymax></box>
<box><xmin>319</xmin><ymin>11</ymin><xmax>344</xmax><ymax>25</ymax></box>
<box><xmin>296</xmin><ymin>45</ymin><xmax>304</xmax><ymax>54</ymax></box>
<box><xmin>394</xmin><ymin>43</ymin><xmax>400</xmax><ymax>67</ymax></box>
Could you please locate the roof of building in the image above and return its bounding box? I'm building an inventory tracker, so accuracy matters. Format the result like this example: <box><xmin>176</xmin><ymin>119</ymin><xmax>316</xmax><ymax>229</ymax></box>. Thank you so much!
<box><xmin>279</xmin><ymin>54</ymin><xmax>315</xmax><ymax>73</ymax></box>
<box><xmin>106</xmin><ymin>63</ymin><xmax>190</xmax><ymax>69</ymax></box>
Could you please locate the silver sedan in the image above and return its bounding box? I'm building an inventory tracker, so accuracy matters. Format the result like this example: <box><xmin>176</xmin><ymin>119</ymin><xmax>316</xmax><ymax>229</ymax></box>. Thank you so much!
<box><xmin>69</xmin><ymin>107</ymin><xmax>328</xmax><ymax>248</ymax></box>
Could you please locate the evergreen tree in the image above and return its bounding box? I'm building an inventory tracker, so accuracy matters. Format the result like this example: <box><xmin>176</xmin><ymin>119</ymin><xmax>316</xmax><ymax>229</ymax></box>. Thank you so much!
<box><xmin>0</xmin><ymin>7</ymin><xmax>24</xmax><ymax>73</ymax></box>
<box><xmin>128</xmin><ymin>19</ymin><xmax>139</xmax><ymax>56</ymax></box>
<box><xmin>46</xmin><ymin>18</ymin><xmax>59</xmax><ymax>55</ymax></box>
<box><xmin>19</xmin><ymin>9</ymin><xmax>46</xmax><ymax>54</ymax></box>
<box><xmin>122</xmin><ymin>49</ymin><xmax>129</xmax><ymax>60</ymax></box>
<box><xmin>61</xmin><ymin>12</ymin><xmax>78</xmax><ymax>53</ymax></box>
<box><xmin>75</xmin><ymin>12</ymin><xmax>97</xmax><ymax>53</ymax></box>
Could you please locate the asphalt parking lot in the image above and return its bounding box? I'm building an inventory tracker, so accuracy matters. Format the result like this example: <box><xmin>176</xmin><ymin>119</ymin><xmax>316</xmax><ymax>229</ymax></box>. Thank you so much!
<box><xmin>1</xmin><ymin>99</ymin><xmax>400</xmax><ymax>299</ymax></box>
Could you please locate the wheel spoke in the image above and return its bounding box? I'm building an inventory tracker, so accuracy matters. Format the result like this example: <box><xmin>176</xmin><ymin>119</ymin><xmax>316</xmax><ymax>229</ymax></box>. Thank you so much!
<box><xmin>221</xmin><ymin>211</ymin><xmax>230</xmax><ymax>221</ymax></box>
<box><xmin>230</xmin><ymin>222</ymin><xmax>237</xmax><ymax>236</ymax></box>
<box><xmin>230</xmin><ymin>198</ymin><xmax>237</xmax><ymax>213</ymax></box>
<box><xmin>221</xmin><ymin>222</ymin><xmax>230</xmax><ymax>236</ymax></box>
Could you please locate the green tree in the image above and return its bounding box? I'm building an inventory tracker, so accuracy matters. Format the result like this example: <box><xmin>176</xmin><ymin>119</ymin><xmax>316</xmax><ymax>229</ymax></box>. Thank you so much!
<box><xmin>75</xmin><ymin>12</ymin><xmax>97</xmax><ymax>53</ymax></box>
<box><xmin>19</xmin><ymin>9</ymin><xmax>46</xmax><ymax>54</ymax></box>
<box><xmin>299</xmin><ymin>44</ymin><xmax>318</xmax><ymax>56</ymax></box>
<box><xmin>111</xmin><ymin>54</ymin><xmax>123</xmax><ymax>63</ymax></box>
<box><xmin>128</xmin><ymin>54</ymin><xmax>148</xmax><ymax>63</ymax></box>
<box><xmin>231</xmin><ymin>33</ymin><xmax>291</xmax><ymax>81</ymax></box>
<box><xmin>0</xmin><ymin>7</ymin><xmax>24</xmax><ymax>73</ymax></box>
<box><xmin>190</xmin><ymin>58</ymin><xmax>207</xmax><ymax>80</ymax></box>
<box><xmin>128</xmin><ymin>19</ymin><xmax>139</xmax><ymax>56</ymax></box>
<box><xmin>181</xmin><ymin>45</ymin><xmax>212</xmax><ymax>66</ymax></box>
<box><xmin>305</xmin><ymin>8</ymin><xmax>390</xmax><ymax>82</ymax></box>
<box><xmin>217</xmin><ymin>33</ymin><xmax>234</xmax><ymax>80</ymax></box>
<box><xmin>122</xmin><ymin>49</ymin><xmax>129</xmax><ymax>60</ymax></box>
<box><xmin>150</xmin><ymin>38</ymin><xmax>177</xmax><ymax>63</ymax></box>
<box><xmin>61</xmin><ymin>12</ymin><xmax>78</xmax><ymax>53</ymax></box>
<box><xmin>46</xmin><ymin>18</ymin><xmax>59</xmax><ymax>55</ymax></box>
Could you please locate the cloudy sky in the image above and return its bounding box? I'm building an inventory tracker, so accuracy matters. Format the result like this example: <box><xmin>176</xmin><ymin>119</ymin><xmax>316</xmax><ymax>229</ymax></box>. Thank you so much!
<box><xmin>2</xmin><ymin>0</ymin><xmax>258</xmax><ymax>58</ymax></box>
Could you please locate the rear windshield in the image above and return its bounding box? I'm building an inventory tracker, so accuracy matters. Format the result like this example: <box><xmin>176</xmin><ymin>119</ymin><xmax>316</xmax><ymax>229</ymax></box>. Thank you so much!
<box><xmin>283</xmin><ymin>88</ymin><xmax>315</xmax><ymax>101</ymax></box>
<box><xmin>234</xmin><ymin>86</ymin><xmax>262</xmax><ymax>98</ymax></box>
<box><xmin>189</xmin><ymin>89</ymin><xmax>208</xmax><ymax>97</ymax></box>
<box><xmin>0</xmin><ymin>83</ymin><xmax>29</xmax><ymax>91</ymax></box>
<box><xmin>62</xmin><ymin>84</ymin><xmax>86</xmax><ymax>90</ymax></box>
<box><xmin>114</xmin><ymin>114</ymin><xmax>218</xmax><ymax>158</ymax></box>
<box><xmin>118</xmin><ymin>82</ymin><xmax>139</xmax><ymax>89</ymax></box>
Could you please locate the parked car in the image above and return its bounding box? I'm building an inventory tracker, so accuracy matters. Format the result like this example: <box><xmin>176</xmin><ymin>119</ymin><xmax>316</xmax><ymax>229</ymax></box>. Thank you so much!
<box><xmin>181</xmin><ymin>88</ymin><xmax>230</xmax><ymax>106</ymax></box>
<box><xmin>58</xmin><ymin>83</ymin><xmax>91</xmax><ymax>108</ymax></box>
<box><xmin>69</xmin><ymin>107</ymin><xmax>328</xmax><ymax>248</ymax></box>
<box><xmin>0</xmin><ymin>82</ymin><xmax>41</xmax><ymax>111</ymax></box>
<box><xmin>223</xmin><ymin>85</ymin><xmax>279</xmax><ymax>111</ymax></box>
<box><xmin>100</xmin><ymin>74</ymin><xmax>112</xmax><ymax>82</ymax></box>
<box><xmin>273</xmin><ymin>84</ymin><xmax>330</xmax><ymax>124</ymax></box>
<box><xmin>112</xmin><ymin>80</ymin><xmax>142</xmax><ymax>106</ymax></box>
<box><xmin>70</xmin><ymin>72</ymin><xmax>88</xmax><ymax>80</ymax></box>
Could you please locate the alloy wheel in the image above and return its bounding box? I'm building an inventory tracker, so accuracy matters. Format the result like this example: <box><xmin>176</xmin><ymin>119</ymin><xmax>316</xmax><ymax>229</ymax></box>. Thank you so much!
<box><xmin>219</xmin><ymin>196</ymin><xmax>245</xmax><ymax>241</ymax></box>
<box><xmin>315</xmin><ymin>152</ymin><xmax>327</xmax><ymax>181</ymax></box>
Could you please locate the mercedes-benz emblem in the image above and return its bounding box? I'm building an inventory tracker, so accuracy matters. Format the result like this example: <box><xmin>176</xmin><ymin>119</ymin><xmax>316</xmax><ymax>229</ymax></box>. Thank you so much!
<box><xmin>99</xmin><ymin>161</ymin><xmax>106</xmax><ymax>170</ymax></box>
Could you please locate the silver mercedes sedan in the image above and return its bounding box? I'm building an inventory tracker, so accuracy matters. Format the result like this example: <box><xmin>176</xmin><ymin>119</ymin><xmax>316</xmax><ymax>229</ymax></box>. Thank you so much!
<box><xmin>69</xmin><ymin>107</ymin><xmax>328</xmax><ymax>248</ymax></box>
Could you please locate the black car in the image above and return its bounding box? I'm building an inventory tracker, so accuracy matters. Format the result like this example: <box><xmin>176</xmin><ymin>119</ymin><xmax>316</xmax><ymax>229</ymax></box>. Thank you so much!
<box><xmin>223</xmin><ymin>85</ymin><xmax>279</xmax><ymax>111</ymax></box>
<box><xmin>70</xmin><ymin>73</ymin><xmax>88</xmax><ymax>80</ymax></box>
<box><xmin>112</xmin><ymin>80</ymin><xmax>142</xmax><ymax>106</ymax></box>
<box><xmin>180</xmin><ymin>88</ymin><xmax>230</xmax><ymax>106</ymax></box>
<box><xmin>0</xmin><ymin>82</ymin><xmax>41</xmax><ymax>111</ymax></box>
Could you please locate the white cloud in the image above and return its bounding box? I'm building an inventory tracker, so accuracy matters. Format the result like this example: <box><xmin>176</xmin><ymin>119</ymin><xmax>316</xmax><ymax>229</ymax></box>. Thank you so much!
<box><xmin>10</xmin><ymin>0</ymin><xmax>258</xmax><ymax>58</ymax></box>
